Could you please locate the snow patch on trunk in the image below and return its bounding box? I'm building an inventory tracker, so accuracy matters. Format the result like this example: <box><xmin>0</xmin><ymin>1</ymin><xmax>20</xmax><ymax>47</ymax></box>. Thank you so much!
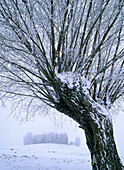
<box><xmin>56</xmin><ymin>71</ymin><xmax>91</xmax><ymax>91</ymax></box>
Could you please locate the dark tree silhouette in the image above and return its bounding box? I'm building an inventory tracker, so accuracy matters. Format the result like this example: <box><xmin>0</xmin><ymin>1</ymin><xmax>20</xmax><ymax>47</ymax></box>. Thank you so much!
<box><xmin>0</xmin><ymin>0</ymin><xmax>124</xmax><ymax>169</ymax></box>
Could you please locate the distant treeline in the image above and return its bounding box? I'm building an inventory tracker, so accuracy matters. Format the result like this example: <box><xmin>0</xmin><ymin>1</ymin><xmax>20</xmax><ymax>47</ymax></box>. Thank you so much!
<box><xmin>23</xmin><ymin>132</ymin><xmax>80</xmax><ymax>146</ymax></box>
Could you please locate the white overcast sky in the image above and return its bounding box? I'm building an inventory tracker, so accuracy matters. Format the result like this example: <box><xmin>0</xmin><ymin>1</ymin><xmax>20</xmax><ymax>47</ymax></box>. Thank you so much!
<box><xmin>0</xmin><ymin>102</ymin><xmax>124</xmax><ymax>163</ymax></box>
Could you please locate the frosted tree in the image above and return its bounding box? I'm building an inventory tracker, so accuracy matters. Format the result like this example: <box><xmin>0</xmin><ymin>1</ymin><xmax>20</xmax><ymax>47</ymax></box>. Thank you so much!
<box><xmin>23</xmin><ymin>133</ymin><xmax>33</xmax><ymax>145</ymax></box>
<box><xmin>0</xmin><ymin>0</ymin><xmax>124</xmax><ymax>169</ymax></box>
<box><xmin>45</xmin><ymin>133</ymin><xmax>52</xmax><ymax>143</ymax></box>
<box><xmin>59</xmin><ymin>133</ymin><xmax>68</xmax><ymax>144</ymax></box>
<box><xmin>74</xmin><ymin>137</ymin><xmax>81</xmax><ymax>147</ymax></box>
<box><xmin>48</xmin><ymin>132</ymin><xmax>57</xmax><ymax>143</ymax></box>
<box><xmin>33</xmin><ymin>134</ymin><xmax>42</xmax><ymax>144</ymax></box>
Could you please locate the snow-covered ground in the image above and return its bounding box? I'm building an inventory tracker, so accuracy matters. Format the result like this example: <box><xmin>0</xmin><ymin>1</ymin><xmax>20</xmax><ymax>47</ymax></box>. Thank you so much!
<box><xmin>0</xmin><ymin>106</ymin><xmax>123</xmax><ymax>169</ymax></box>
<box><xmin>0</xmin><ymin>144</ymin><xmax>91</xmax><ymax>170</ymax></box>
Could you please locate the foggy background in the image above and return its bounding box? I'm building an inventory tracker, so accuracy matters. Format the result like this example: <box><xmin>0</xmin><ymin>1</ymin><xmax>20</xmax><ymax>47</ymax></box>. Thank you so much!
<box><xmin>0</xmin><ymin>105</ymin><xmax>85</xmax><ymax>147</ymax></box>
<box><xmin>0</xmin><ymin>103</ymin><xmax>124</xmax><ymax>162</ymax></box>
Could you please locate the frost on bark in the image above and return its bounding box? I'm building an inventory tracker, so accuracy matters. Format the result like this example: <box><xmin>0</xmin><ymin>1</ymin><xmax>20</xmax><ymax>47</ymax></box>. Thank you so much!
<box><xmin>0</xmin><ymin>0</ymin><xmax>124</xmax><ymax>169</ymax></box>
<box><xmin>54</xmin><ymin>76</ymin><xmax>123</xmax><ymax>169</ymax></box>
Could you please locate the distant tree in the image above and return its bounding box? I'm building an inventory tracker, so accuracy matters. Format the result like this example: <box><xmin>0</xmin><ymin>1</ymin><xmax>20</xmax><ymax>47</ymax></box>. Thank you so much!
<box><xmin>74</xmin><ymin>137</ymin><xmax>81</xmax><ymax>147</ymax></box>
<box><xmin>0</xmin><ymin>0</ymin><xmax>124</xmax><ymax>169</ymax></box>
<box><xmin>40</xmin><ymin>134</ymin><xmax>46</xmax><ymax>143</ymax></box>
<box><xmin>45</xmin><ymin>133</ymin><xmax>52</xmax><ymax>143</ymax></box>
<box><xmin>33</xmin><ymin>134</ymin><xmax>42</xmax><ymax>144</ymax></box>
<box><xmin>54</xmin><ymin>133</ymin><xmax>59</xmax><ymax>144</ymax></box>
<box><xmin>69</xmin><ymin>141</ymin><xmax>74</xmax><ymax>146</ymax></box>
<box><xmin>23</xmin><ymin>133</ymin><xmax>33</xmax><ymax>145</ymax></box>
<box><xmin>25</xmin><ymin>132</ymin><xmax>69</xmax><ymax>145</ymax></box>
<box><xmin>41</xmin><ymin>132</ymin><xmax>68</xmax><ymax>144</ymax></box>
<box><xmin>59</xmin><ymin>133</ymin><xmax>68</xmax><ymax>144</ymax></box>
<box><xmin>49</xmin><ymin>132</ymin><xmax>56</xmax><ymax>143</ymax></box>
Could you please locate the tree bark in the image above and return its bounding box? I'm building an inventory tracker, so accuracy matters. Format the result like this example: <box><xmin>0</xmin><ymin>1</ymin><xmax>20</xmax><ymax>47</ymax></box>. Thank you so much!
<box><xmin>54</xmin><ymin>81</ymin><xmax>123</xmax><ymax>170</ymax></box>
<box><xmin>81</xmin><ymin>115</ymin><xmax>123</xmax><ymax>169</ymax></box>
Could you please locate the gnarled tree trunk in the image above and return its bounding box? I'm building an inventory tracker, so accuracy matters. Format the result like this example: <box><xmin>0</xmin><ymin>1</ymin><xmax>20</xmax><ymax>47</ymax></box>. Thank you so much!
<box><xmin>82</xmin><ymin>115</ymin><xmax>122</xmax><ymax>169</ymax></box>
<box><xmin>0</xmin><ymin>0</ymin><xmax>123</xmax><ymax>169</ymax></box>
<box><xmin>55</xmin><ymin>81</ymin><xmax>123</xmax><ymax>169</ymax></box>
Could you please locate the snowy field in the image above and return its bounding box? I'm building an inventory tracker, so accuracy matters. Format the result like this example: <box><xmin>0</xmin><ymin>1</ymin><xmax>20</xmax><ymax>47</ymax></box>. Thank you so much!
<box><xmin>0</xmin><ymin>144</ymin><xmax>91</xmax><ymax>170</ymax></box>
